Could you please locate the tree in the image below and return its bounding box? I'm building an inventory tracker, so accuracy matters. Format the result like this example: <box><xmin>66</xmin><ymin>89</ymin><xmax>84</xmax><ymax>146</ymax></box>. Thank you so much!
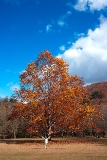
<box><xmin>0</xmin><ymin>103</ymin><xmax>8</xmax><ymax>138</ymax></box>
<box><xmin>11</xmin><ymin>50</ymin><xmax>101</xmax><ymax>137</ymax></box>
<box><xmin>0</xmin><ymin>97</ymin><xmax>22</xmax><ymax>138</ymax></box>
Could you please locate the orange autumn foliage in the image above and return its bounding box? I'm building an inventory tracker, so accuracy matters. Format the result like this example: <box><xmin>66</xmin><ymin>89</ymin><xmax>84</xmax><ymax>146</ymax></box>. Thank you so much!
<box><xmin>11</xmin><ymin>51</ymin><xmax>103</xmax><ymax>135</ymax></box>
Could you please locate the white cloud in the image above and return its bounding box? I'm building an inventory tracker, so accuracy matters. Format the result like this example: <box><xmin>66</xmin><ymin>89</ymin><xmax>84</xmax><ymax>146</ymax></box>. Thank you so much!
<box><xmin>74</xmin><ymin>0</ymin><xmax>107</xmax><ymax>11</ymax></box>
<box><xmin>59</xmin><ymin>45</ymin><xmax>66</xmax><ymax>51</ymax></box>
<box><xmin>57</xmin><ymin>16</ymin><xmax>107</xmax><ymax>84</ymax></box>
<box><xmin>46</xmin><ymin>24</ymin><xmax>52</xmax><ymax>32</ymax></box>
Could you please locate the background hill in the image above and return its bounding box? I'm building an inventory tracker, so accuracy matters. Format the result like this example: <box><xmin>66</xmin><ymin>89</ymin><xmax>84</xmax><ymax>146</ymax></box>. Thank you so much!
<box><xmin>86</xmin><ymin>82</ymin><xmax>107</xmax><ymax>106</ymax></box>
<box><xmin>86</xmin><ymin>82</ymin><xmax>107</xmax><ymax>134</ymax></box>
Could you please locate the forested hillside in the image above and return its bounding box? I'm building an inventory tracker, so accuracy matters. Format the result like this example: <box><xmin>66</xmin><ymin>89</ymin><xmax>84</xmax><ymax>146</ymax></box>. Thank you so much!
<box><xmin>86</xmin><ymin>82</ymin><xmax>107</xmax><ymax>105</ymax></box>
<box><xmin>86</xmin><ymin>82</ymin><xmax>107</xmax><ymax>134</ymax></box>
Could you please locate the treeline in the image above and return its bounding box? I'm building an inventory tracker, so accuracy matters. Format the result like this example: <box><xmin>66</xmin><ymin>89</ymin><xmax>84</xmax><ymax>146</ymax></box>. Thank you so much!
<box><xmin>0</xmin><ymin>97</ymin><xmax>24</xmax><ymax>138</ymax></box>
<box><xmin>0</xmin><ymin>97</ymin><xmax>106</xmax><ymax>139</ymax></box>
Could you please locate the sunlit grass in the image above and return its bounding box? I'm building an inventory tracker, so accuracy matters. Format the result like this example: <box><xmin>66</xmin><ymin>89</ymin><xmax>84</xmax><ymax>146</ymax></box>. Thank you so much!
<box><xmin>0</xmin><ymin>137</ymin><xmax>107</xmax><ymax>160</ymax></box>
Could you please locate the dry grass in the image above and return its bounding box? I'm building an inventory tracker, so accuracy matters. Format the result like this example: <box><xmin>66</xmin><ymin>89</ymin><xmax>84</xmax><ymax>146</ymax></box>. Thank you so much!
<box><xmin>0</xmin><ymin>137</ymin><xmax>107</xmax><ymax>160</ymax></box>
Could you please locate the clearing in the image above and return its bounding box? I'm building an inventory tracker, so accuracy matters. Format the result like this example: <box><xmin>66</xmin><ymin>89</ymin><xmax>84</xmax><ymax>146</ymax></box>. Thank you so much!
<box><xmin>0</xmin><ymin>137</ymin><xmax>107</xmax><ymax>160</ymax></box>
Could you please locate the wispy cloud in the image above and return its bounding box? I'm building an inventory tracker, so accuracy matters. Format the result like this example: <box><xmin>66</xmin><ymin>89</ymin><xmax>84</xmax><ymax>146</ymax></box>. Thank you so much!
<box><xmin>7</xmin><ymin>81</ymin><xmax>14</xmax><ymax>87</ymax></box>
<box><xmin>6</xmin><ymin>69</ymin><xmax>11</xmax><ymax>72</ymax></box>
<box><xmin>46</xmin><ymin>24</ymin><xmax>52</xmax><ymax>32</ymax></box>
<box><xmin>57</xmin><ymin>20</ymin><xmax>65</xmax><ymax>27</ymax></box>
<box><xmin>36</xmin><ymin>0</ymin><xmax>40</xmax><ymax>5</ymax></box>
<box><xmin>39</xmin><ymin>30</ymin><xmax>43</xmax><ymax>33</ymax></box>
<box><xmin>57</xmin><ymin>11</ymin><xmax>71</xmax><ymax>27</ymax></box>
<box><xmin>3</xmin><ymin>0</ymin><xmax>20</xmax><ymax>5</ymax></box>
<box><xmin>59</xmin><ymin>45</ymin><xmax>66</xmax><ymax>51</ymax></box>
<box><xmin>45</xmin><ymin>11</ymin><xmax>71</xmax><ymax>32</ymax></box>
<box><xmin>10</xmin><ymin>84</ymin><xmax>20</xmax><ymax>91</ymax></box>
<box><xmin>0</xmin><ymin>94</ymin><xmax>5</xmax><ymax>98</ymax></box>
<box><xmin>5</xmin><ymin>69</ymin><xmax>17</xmax><ymax>74</ymax></box>
<box><xmin>74</xmin><ymin>0</ymin><xmax>107</xmax><ymax>11</ymax></box>
<box><xmin>66</xmin><ymin>1</ymin><xmax>73</xmax><ymax>8</ymax></box>
<box><xmin>57</xmin><ymin>16</ymin><xmax>107</xmax><ymax>84</ymax></box>
<box><xmin>7</xmin><ymin>81</ymin><xmax>20</xmax><ymax>91</ymax></box>
<box><xmin>2</xmin><ymin>0</ymin><xmax>32</xmax><ymax>5</ymax></box>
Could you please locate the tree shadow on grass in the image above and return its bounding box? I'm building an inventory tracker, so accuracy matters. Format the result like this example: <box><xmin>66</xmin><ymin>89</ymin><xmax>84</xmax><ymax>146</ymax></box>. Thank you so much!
<box><xmin>0</xmin><ymin>139</ymin><xmax>43</xmax><ymax>144</ymax></box>
<box><xmin>0</xmin><ymin>137</ymin><xmax>107</xmax><ymax>146</ymax></box>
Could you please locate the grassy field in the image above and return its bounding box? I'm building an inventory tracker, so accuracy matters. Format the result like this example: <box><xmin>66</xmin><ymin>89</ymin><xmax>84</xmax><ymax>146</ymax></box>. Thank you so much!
<box><xmin>0</xmin><ymin>137</ymin><xmax>107</xmax><ymax>160</ymax></box>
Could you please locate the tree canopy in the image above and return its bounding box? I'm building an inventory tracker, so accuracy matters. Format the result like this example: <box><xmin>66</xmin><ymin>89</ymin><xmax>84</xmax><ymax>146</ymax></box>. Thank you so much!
<box><xmin>11</xmin><ymin>51</ymin><xmax>103</xmax><ymax>137</ymax></box>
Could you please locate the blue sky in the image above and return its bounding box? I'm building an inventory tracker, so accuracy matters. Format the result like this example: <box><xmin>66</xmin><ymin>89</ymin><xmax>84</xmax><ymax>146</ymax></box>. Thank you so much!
<box><xmin>0</xmin><ymin>0</ymin><xmax>107</xmax><ymax>98</ymax></box>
